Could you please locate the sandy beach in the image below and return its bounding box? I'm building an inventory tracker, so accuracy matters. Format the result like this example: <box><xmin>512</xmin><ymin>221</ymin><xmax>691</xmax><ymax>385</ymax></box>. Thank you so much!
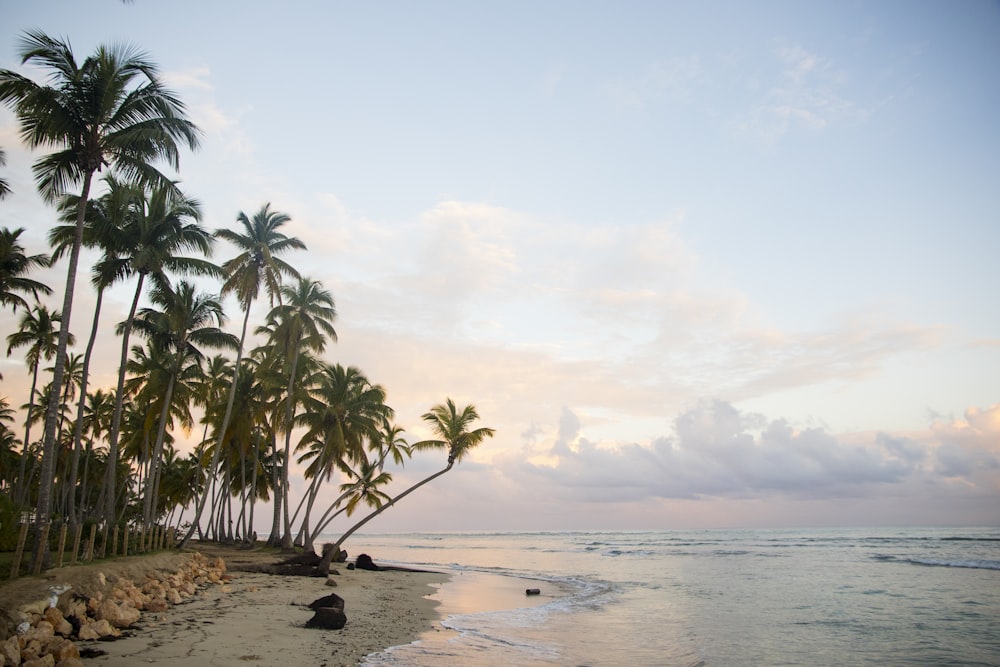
<box><xmin>85</xmin><ymin>565</ymin><xmax>450</xmax><ymax>667</ymax></box>
<box><xmin>0</xmin><ymin>542</ymin><xmax>453</xmax><ymax>667</ymax></box>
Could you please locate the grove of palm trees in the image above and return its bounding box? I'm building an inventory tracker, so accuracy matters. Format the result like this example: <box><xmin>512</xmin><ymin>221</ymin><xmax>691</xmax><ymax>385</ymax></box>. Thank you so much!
<box><xmin>0</xmin><ymin>31</ymin><xmax>494</xmax><ymax>574</ymax></box>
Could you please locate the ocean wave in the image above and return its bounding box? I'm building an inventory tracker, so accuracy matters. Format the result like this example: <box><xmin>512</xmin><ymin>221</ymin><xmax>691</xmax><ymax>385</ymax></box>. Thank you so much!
<box><xmin>871</xmin><ymin>554</ymin><xmax>1000</xmax><ymax>570</ymax></box>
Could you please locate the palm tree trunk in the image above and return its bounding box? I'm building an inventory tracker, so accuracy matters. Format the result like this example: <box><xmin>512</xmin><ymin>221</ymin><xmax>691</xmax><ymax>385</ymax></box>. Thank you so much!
<box><xmin>33</xmin><ymin>169</ymin><xmax>94</xmax><ymax>570</ymax></box>
<box><xmin>143</xmin><ymin>373</ymin><xmax>177</xmax><ymax>527</ymax></box>
<box><xmin>68</xmin><ymin>289</ymin><xmax>104</xmax><ymax>525</ymax></box>
<box><xmin>333</xmin><ymin>463</ymin><xmax>454</xmax><ymax>554</ymax></box>
<box><xmin>268</xmin><ymin>431</ymin><xmax>281</xmax><ymax>546</ymax></box>
<box><xmin>14</xmin><ymin>361</ymin><xmax>40</xmax><ymax>505</ymax></box>
<box><xmin>280</xmin><ymin>347</ymin><xmax>301</xmax><ymax>549</ymax></box>
<box><xmin>179</xmin><ymin>304</ymin><xmax>251</xmax><ymax>550</ymax></box>
<box><xmin>104</xmin><ymin>273</ymin><xmax>146</xmax><ymax>524</ymax></box>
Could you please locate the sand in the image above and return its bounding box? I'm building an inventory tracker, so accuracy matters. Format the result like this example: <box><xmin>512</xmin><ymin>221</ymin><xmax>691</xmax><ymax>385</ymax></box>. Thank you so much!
<box><xmin>1</xmin><ymin>542</ymin><xmax>451</xmax><ymax>667</ymax></box>
<box><xmin>85</xmin><ymin>566</ymin><xmax>449</xmax><ymax>667</ymax></box>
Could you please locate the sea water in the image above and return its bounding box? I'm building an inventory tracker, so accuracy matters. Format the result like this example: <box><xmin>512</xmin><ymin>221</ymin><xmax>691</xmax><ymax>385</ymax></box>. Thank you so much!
<box><xmin>341</xmin><ymin>528</ymin><xmax>999</xmax><ymax>666</ymax></box>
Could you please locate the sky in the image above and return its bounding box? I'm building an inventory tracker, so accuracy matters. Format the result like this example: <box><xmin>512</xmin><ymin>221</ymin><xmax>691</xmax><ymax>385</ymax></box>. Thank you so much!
<box><xmin>1</xmin><ymin>0</ymin><xmax>998</xmax><ymax>533</ymax></box>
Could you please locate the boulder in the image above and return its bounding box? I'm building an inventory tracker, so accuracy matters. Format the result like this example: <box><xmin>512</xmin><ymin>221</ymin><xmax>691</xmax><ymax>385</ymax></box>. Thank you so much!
<box><xmin>22</xmin><ymin>654</ymin><xmax>55</xmax><ymax>667</ymax></box>
<box><xmin>1</xmin><ymin>635</ymin><xmax>21</xmax><ymax>666</ymax></box>
<box><xmin>308</xmin><ymin>593</ymin><xmax>344</xmax><ymax>612</ymax></box>
<box><xmin>45</xmin><ymin>638</ymin><xmax>79</xmax><ymax>662</ymax></box>
<box><xmin>77</xmin><ymin>619</ymin><xmax>119</xmax><ymax>640</ymax></box>
<box><xmin>354</xmin><ymin>554</ymin><xmax>380</xmax><ymax>571</ymax></box>
<box><xmin>304</xmin><ymin>607</ymin><xmax>347</xmax><ymax>630</ymax></box>
<box><xmin>324</xmin><ymin>577</ymin><xmax>338</xmax><ymax>587</ymax></box>
<box><xmin>95</xmin><ymin>600</ymin><xmax>140</xmax><ymax>629</ymax></box>
<box><xmin>43</xmin><ymin>608</ymin><xmax>73</xmax><ymax>637</ymax></box>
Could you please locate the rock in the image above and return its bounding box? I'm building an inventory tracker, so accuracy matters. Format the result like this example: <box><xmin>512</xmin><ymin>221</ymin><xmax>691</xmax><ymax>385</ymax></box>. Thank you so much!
<box><xmin>22</xmin><ymin>654</ymin><xmax>55</xmax><ymax>667</ymax></box>
<box><xmin>308</xmin><ymin>593</ymin><xmax>344</xmax><ymax>612</ymax></box>
<box><xmin>525</xmin><ymin>588</ymin><xmax>541</xmax><ymax>596</ymax></box>
<box><xmin>45</xmin><ymin>638</ymin><xmax>79</xmax><ymax>662</ymax></box>
<box><xmin>145</xmin><ymin>597</ymin><xmax>169</xmax><ymax>613</ymax></box>
<box><xmin>304</xmin><ymin>607</ymin><xmax>347</xmax><ymax>630</ymax></box>
<box><xmin>324</xmin><ymin>577</ymin><xmax>338</xmax><ymax>587</ymax></box>
<box><xmin>1</xmin><ymin>635</ymin><xmax>21</xmax><ymax>666</ymax></box>
<box><xmin>96</xmin><ymin>600</ymin><xmax>140</xmax><ymax>629</ymax></box>
<box><xmin>55</xmin><ymin>658</ymin><xmax>85</xmax><ymax>667</ymax></box>
<box><xmin>354</xmin><ymin>554</ymin><xmax>380</xmax><ymax>571</ymax></box>
<box><xmin>346</xmin><ymin>563</ymin><xmax>355</xmax><ymax>570</ymax></box>
<box><xmin>43</xmin><ymin>608</ymin><xmax>73</xmax><ymax>637</ymax></box>
<box><xmin>77</xmin><ymin>619</ymin><xmax>119</xmax><ymax>640</ymax></box>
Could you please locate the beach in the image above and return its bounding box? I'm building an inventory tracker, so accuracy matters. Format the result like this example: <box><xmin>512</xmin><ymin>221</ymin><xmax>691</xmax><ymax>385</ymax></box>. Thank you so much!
<box><xmin>0</xmin><ymin>542</ymin><xmax>453</xmax><ymax>667</ymax></box>
<box><xmin>86</xmin><ymin>564</ymin><xmax>449</xmax><ymax>667</ymax></box>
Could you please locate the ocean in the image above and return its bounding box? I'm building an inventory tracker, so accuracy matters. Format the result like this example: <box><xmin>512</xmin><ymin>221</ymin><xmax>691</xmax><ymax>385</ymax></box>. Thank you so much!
<box><xmin>339</xmin><ymin>527</ymin><xmax>1000</xmax><ymax>667</ymax></box>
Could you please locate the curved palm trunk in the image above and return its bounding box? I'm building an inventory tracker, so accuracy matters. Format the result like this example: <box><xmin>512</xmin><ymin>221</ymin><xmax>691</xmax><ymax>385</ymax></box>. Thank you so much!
<box><xmin>179</xmin><ymin>304</ymin><xmax>251</xmax><ymax>550</ymax></box>
<box><xmin>34</xmin><ymin>170</ymin><xmax>94</xmax><ymax>570</ymax></box>
<box><xmin>104</xmin><ymin>273</ymin><xmax>147</xmax><ymax>524</ymax></box>
<box><xmin>69</xmin><ymin>289</ymin><xmax>105</xmax><ymax>524</ymax></box>
<box><xmin>333</xmin><ymin>462</ymin><xmax>454</xmax><ymax>554</ymax></box>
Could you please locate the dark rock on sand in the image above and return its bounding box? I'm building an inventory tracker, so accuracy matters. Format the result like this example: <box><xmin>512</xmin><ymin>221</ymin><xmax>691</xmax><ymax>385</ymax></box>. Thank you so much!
<box><xmin>305</xmin><ymin>607</ymin><xmax>347</xmax><ymax>630</ymax></box>
<box><xmin>308</xmin><ymin>593</ymin><xmax>345</xmax><ymax>612</ymax></box>
<box><xmin>355</xmin><ymin>554</ymin><xmax>381</xmax><ymax>571</ymax></box>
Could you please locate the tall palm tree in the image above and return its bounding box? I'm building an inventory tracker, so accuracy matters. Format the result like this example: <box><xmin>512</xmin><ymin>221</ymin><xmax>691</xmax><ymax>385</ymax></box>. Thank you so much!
<box><xmin>331</xmin><ymin>399</ymin><xmax>495</xmax><ymax>554</ymax></box>
<box><xmin>6</xmin><ymin>305</ymin><xmax>73</xmax><ymax>504</ymax></box>
<box><xmin>0</xmin><ymin>227</ymin><xmax>51</xmax><ymax>315</ymax></box>
<box><xmin>101</xmin><ymin>182</ymin><xmax>215</xmax><ymax>525</ymax></box>
<box><xmin>0</xmin><ymin>30</ymin><xmax>199</xmax><ymax>565</ymax></box>
<box><xmin>129</xmin><ymin>280</ymin><xmax>237</xmax><ymax>529</ymax></box>
<box><xmin>267</xmin><ymin>277</ymin><xmax>337</xmax><ymax>549</ymax></box>
<box><xmin>179</xmin><ymin>203</ymin><xmax>304</xmax><ymax>549</ymax></box>
<box><xmin>50</xmin><ymin>178</ymin><xmax>137</xmax><ymax>524</ymax></box>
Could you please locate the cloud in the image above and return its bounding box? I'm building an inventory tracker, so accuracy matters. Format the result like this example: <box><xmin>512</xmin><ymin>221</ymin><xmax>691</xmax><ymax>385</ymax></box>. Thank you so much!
<box><xmin>504</xmin><ymin>401</ymin><xmax>1000</xmax><ymax>509</ymax></box>
<box><xmin>737</xmin><ymin>43</ymin><xmax>868</xmax><ymax>142</ymax></box>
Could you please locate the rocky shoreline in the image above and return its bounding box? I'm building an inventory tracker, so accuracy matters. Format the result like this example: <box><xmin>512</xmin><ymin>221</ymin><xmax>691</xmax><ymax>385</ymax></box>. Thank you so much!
<box><xmin>1</xmin><ymin>551</ymin><xmax>229</xmax><ymax>666</ymax></box>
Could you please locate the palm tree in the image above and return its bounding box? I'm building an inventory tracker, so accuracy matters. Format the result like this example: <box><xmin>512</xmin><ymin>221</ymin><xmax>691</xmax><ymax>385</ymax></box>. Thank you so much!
<box><xmin>179</xmin><ymin>203</ymin><xmax>304</xmax><ymax>549</ymax></box>
<box><xmin>331</xmin><ymin>399</ymin><xmax>495</xmax><ymax>555</ymax></box>
<box><xmin>0</xmin><ymin>147</ymin><xmax>10</xmax><ymax>199</ymax></box>
<box><xmin>50</xmin><ymin>178</ymin><xmax>137</xmax><ymax>525</ymax></box>
<box><xmin>0</xmin><ymin>30</ymin><xmax>200</xmax><ymax>565</ymax></box>
<box><xmin>101</xmin><ymin>182</ymin><xmax>215</xmax><ymax>525</ymax></box>
<box><xmin>267</xmin><ymin>277</ymin><xmax>337</xmax><ymax>549</ymax></box>
<box><xmin>6</xmin><ymin>304</ymin><xmax>73</xmax><ymax>504</ymax></box>
<box><xmin>0</xmin><ymin>395</ymin><xmax>21</xmax><ymax>492</ymax></box>
<box><xmin>0</xmin><ymin>227</ymin><xmax>51</xmax><ymax>314</ymax></box>
<box><xmin>129</xmin><ymin>280</ymin><xmax>238</xmax><ymax>530</ymax></box>
<box><xmin>77</xmin><ymin>388</ymin><xmax>114</xmax><ymax>520</ymax></box>
<box><xmin>309</xmin><ymin>417</ymin><xmax>409</xmax><ymax>545</ymax></box>
<box><xmin>295</xmin><ymin>363</ymin><xmax>394</xmax><ymax>549</ymax></box>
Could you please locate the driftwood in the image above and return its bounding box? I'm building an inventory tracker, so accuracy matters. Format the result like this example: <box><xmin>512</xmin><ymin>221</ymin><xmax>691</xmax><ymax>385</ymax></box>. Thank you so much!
<box><xmin>233</xmin><ymin>543</ymin><xmax>338</xmax><ymax>576</ymax></box>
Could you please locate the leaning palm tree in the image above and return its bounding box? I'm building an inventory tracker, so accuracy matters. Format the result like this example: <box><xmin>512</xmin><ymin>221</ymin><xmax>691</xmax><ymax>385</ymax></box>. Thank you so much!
<box><xmin>0</xmin><ymin>227</ymin><xmax>51</xmax><ymax>315</ymax></box>
<box><xmin>331</xmin><ymin>399</ymin><xmax>495</xmax><ymax>555</ymax></box>
<box><xmin>179</xmin><ymin>203</ymin><xmax>304</xmax><ymax>549</ymax></box>
<box><xmin>267</xmin><ymin>277</ymin><xmax>337</xmax><ymax>549</ymax></box>
<box><xmin>0</xmin><ymin>30</ymin><xmax>199</xmax><ymax>566</ymax></box>
<box><xmin>129</xmin><ymin>280</ymin><xmax>238</xmax><ymax>530</ymax></box>
<box><xmin>6</xmin><ymin>304</ymin><xmax>72</xmax><ymax>504</ymax></box>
